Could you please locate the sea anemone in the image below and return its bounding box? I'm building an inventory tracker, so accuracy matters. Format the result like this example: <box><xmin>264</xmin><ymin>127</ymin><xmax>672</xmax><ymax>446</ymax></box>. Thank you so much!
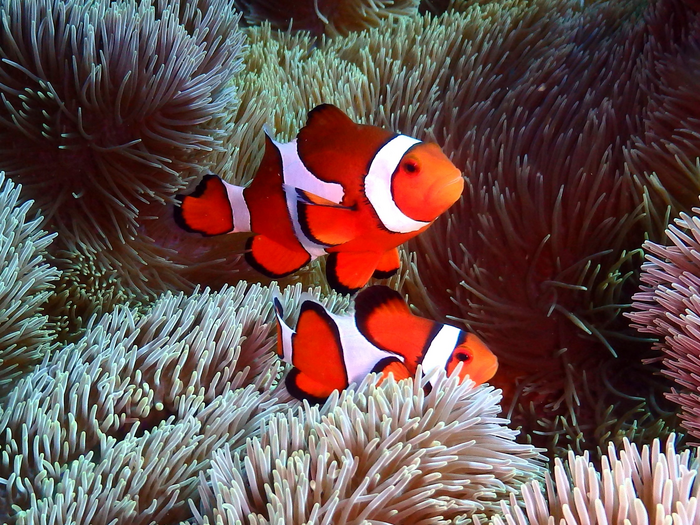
<box><xmin>0</xmin><ymin>172</ymin><xmax>59</xmax><ymax>399</ymax></box>
<box><xmin>629</xmin><ymin>209</ymin><xmax>700</xmax><ymax>443</ymax></box>
<box><xmin>486</xmin><ymin>436</ymin><xmax>698</xmax><ymax>525</ymax></box>
<box><xmin>235</xmin><ymin>0</ymin><xmax>420</xmax><ymax>37</ymax></box>
<box><xmin>188</xmin><ymin>0</ymin><xmax>700</xmax><ymax>455</ymax></box>
<box><xmin>0</xmin><ymin>0</ymin><xmax>245</xmax><ymax>251</ymax></box>
<box><xmin>192</xmin><ymin>372</ymin><xmax>544</xmax><ymax>524</ymax></box>
<box><xmin>0</xmin><ymin>282</ymin><xmax>296</xmax><ymax>523</ymax></box>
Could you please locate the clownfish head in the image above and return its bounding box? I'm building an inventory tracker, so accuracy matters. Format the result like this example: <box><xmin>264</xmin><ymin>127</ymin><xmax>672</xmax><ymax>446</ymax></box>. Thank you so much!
<box><xmin>445</xmin><ymin>333</ymin><xmax>498</xmax><ymax>385</ymax></box>
<box><xmin>391</xmin><ymin>142</ymin><xmax>464</xmax><ymax>223</ymax></box>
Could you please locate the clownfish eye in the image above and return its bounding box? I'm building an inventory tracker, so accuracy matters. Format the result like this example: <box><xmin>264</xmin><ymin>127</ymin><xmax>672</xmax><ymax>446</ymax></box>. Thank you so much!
<box><xmin>456</xmin><ymin>352</ymin><xmax>470</xmax><ymax>362</ymax></box>
<box><xmin>403</xmin><ymin>159</ymin><xmax>420</xmax><ymax>174</ymax></box>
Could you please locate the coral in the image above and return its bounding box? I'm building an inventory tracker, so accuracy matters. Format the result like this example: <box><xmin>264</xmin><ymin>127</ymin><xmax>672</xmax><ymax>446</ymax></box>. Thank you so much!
<box><xmin>0</xmin><ymin>282</ymin><xmax>293</xmax><ymax>524</ymax></box>
<box><xmin>192</xmin><ymin>372</ymin><xmax>543</xmax><ymax>524</ymax></box>
<box><xmin>484</xmin><ymin>436</ymin><xmax>698</xmax><ymax>525</ymax></box>
<box><xmin>629</xmin><ymin>209</ymin><xmax>700</xmax><ymax>443</ymax></box>
<box><xmin>235</xmin><ymin>0</ymin><xmax>420</xmax><ymax>37</ymax></box>
<box><xmin>0</xmin><ymin>173</ymin><xmax>59</xmax><ymax>399</ymax></box>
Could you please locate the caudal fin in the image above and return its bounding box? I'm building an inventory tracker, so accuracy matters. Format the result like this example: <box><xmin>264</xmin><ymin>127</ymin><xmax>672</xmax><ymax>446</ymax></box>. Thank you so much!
<box><xmin>285</xmin><ymin>300</ymin><xmax>349</xmax><ymax>403</ymax></box>
<box><xmin>174</xmin><ymin>174</ymin><xmax>235</xmax><ymax>236</ymax></box>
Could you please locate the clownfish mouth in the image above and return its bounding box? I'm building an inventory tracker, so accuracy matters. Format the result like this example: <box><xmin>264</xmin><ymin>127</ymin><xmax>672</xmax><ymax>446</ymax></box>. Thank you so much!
<box><xmin>429</xmin><ymin>175</ymin><xmax>464</xmax><ymax>210</ymax></box>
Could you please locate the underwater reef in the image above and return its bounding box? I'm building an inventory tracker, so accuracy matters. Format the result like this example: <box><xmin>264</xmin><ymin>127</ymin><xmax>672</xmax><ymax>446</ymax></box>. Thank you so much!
<box><xmin>1</xmin><ymin>0</ymin><xmax>700</xmax><ymax>522</ymax></box>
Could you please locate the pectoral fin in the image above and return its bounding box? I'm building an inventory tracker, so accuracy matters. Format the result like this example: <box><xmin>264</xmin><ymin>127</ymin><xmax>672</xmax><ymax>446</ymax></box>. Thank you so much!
<box><xmin>297</xmin><ymin>200</ymin><xmax>357</xmax><ymax>247</ymax></box>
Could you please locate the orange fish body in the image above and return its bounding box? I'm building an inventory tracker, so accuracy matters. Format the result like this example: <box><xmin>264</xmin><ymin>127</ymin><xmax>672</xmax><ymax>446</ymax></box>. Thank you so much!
<box><xmin>274</xmin><ymin>285</ymin><xmax>498</xmax><ymax>403</ymax></box>
<box><xmin>175</xmin><ymin>104</ymin><xmax>464</xmax><ymax>294</ymax></box>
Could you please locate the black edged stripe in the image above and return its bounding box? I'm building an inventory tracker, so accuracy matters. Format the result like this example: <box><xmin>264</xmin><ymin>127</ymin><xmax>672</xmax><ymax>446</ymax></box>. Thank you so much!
<box><xmin>419</xmin><ymin>322</ymin><xmax>445</xmax><ymax>364</ymax></box>
<box><xmin>273</xmin><ymin>296</ymin><xmax>284</xmax><ymax>317</ymax></box>
<box><xmin>388</xmin><ymin>142</ymin><xmax>420</xmax><ymax>213</ymax></box>
<box><xmin>361</xmin><ymin>134</ymin><xmax>400</xmax><ymax>235</ymax></box>
<box><xmin>455</xmin><ymin>330</ymin><xmax>468</xmax><ymax>348</ymax></box>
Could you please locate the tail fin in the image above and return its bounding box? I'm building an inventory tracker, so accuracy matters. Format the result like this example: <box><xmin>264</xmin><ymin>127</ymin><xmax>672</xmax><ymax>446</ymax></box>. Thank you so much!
<box><xmin>174</xmin><ymin>174</ymin><xmax>236</xmax><ymax>236</ymax></box>
<box><xmin>285</xmin><ymin>300</ymin><xmax>349</xmax><ymax>403</ymax></box>
<box><xmin>272</xmin><ymin>294</ymin><xmax>295</xmax><ymax>363</ymax></box>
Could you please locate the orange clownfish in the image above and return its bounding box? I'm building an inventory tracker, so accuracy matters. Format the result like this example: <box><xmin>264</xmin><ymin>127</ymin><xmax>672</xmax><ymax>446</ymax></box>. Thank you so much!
<box><xmin>273</xmin><ymin>285</ymin><xmax>498</xmax><ymax>403</ymax></box>
<box><xmin>174</xmin><ymin>104</ymin><xmax>464</xmax><ymax>294</ymax></box>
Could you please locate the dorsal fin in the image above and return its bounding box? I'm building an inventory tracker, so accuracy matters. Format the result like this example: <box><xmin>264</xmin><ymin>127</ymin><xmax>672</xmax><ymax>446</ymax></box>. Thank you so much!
<box><xmin>354</xmin><ymin>285</ymin><xmax>412</xmax><ymax>322</ymax></box>
<box><xmin>300</xmin><ymin>104</ymin><xmax>355</xmax><ymax>138</ymax></box>
<box><xmin>354</xmin><ymin>285</ymin><xmax>435</xmax><ymax>369</ymax></box>
<box><xmin>295</xmin><ymin>104</ymin><xmax>392</xmax><ymax>189</ymax></box>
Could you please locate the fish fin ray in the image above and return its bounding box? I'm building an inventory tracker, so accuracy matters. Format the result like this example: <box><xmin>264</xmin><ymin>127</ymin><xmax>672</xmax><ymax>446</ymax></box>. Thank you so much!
<box><xmin>292</xmin><ymin>186</ymin><xmax>345</xmax><ymax>207</ymax></box>
<box><xmin>300</xmin><ymin>104</ymin><xmax>355</xmax><ymax>140</ymax></box>
<box><xmin>354</xmin><ymin>285</ymin><xmax>434</xmax><ymax>358</ymax></box>
<box><xmin>286</xmin><ymin>368</ymin><xmax>334</xmax><ymax>404</ymax></box>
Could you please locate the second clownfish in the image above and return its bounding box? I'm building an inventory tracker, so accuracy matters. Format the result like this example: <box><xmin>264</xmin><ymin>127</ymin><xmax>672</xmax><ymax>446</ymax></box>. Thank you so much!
<box><xmin>174</xmin><ymin>104</ymin><xmax>464</xmax><ymax>294</ymax></box>
<box><xmin>274</xmin><ymin>285</ymin><xmax>498</xmax><ymax>403</ymax></box>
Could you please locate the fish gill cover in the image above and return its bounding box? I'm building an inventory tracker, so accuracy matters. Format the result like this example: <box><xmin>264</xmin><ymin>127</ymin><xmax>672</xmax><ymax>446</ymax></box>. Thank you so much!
<box><xmin>0</xmin><ymin>0</ymin><xmax>699</xmax><ymax>523</ymax></box>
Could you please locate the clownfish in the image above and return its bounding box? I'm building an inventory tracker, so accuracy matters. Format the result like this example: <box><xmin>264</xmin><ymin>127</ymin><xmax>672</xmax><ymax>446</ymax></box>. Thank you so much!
<box><xmin>273</xmin><ymin>285</ymin><xmax>498</xmax><ymax>403</ymax></box>
<box><xmin>174</xmin><ymin>104</ymin><xmax>464</xmax><ymax>294</ymax></box>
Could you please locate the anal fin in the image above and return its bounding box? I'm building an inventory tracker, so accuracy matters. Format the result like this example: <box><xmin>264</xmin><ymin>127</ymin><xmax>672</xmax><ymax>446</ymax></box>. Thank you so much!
<box><xmin>245</xmin><ymin>235</ymin><xmax>311</xmax><ymax>277</ymax></box>
<box><xmin>373</xmin><ymin>248</ymin><xmax>401</xmax><ymax>279</ymax></box>
<box><xmin>326</xmin><ymin>251</ymin><xmax>382</xmax><ymax>295</ymax></box>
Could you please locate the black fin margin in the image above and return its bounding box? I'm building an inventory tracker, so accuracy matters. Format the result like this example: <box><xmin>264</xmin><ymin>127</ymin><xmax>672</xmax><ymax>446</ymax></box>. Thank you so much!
<box><xmin>273</xmin><ymin>296</ymin><xmax>284</xmax><ymax>318</ymax></box>
<box><xmin>173</xmin><ymin>174</ymin><xmax>231</xmax><ymax>237</ymax></box>
<box><xmin>296</xmin><ymin>200</ymin><xmax>336</xmax><ymax>248</ymax></box>
<box><xmin>371</xmin><ymin>356</ymin><xmax>403</xmax><ymax>374</ymax></box>
<box><xmin>285</xmin><ymin>368</ymin><xmax>330</xmax><ymax>405</ymax></box>
<box><xmin>304</xmin><ymin>103</ymin><xmax>353</xmax><ymax>130</ymax></box>
<box><xmin>244</xmin><ymin>236</ymin><xmax>311</xmax><ymax>278</ymax></box>
<box><xmin>325</xmin><ymin>253</ymin><xmax>363</xmax><ymax>296</ymax></box>
<box><xmin>354</xmin><ymin>285</ymin><xmax>407</xmax><ymax>348</ymax></box>
<box><xmin>372</xmin><ymin>267</ymin><xmax>399</xmax><ymax>279</ymax></box>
